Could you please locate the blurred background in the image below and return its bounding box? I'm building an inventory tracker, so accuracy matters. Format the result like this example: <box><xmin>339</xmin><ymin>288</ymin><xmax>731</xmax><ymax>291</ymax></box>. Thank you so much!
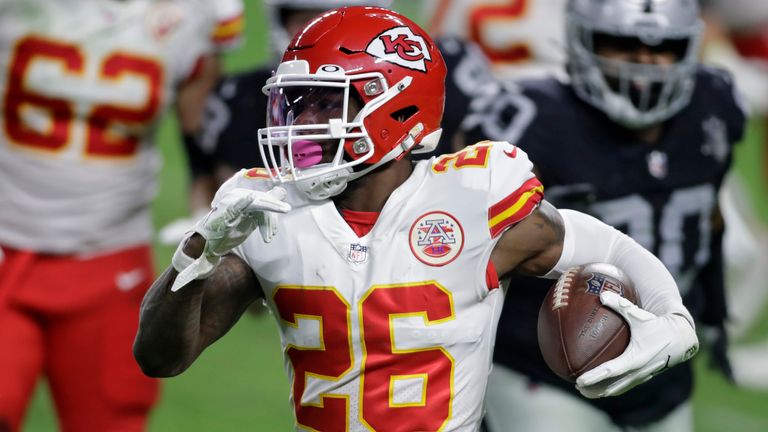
<box><xmin>23</xmin><ymin>1</ymin><xmax>768</xmax><ymax>430</ymax></box>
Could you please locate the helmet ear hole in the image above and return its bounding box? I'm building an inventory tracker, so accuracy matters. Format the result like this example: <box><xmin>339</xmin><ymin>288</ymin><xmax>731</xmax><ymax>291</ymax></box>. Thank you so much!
<box><xmin>390</xmin><ymin>105</ymin><xmax>418</xmax><ymax>123</ymax></box>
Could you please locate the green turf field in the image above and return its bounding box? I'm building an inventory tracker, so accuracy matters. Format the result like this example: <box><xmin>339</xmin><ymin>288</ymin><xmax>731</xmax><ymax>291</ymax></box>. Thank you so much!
<box><xmin>24</xmin><ymin>2</ymin><xmax>768</xmax><ymax>431</ymax></box>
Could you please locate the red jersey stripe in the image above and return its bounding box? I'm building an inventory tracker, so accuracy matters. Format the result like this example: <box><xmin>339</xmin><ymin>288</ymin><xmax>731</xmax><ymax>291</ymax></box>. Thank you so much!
<box><xmin>488</xmin><ymin>178</ymin><xmax>544</xmax><ymax>238</ymax></box>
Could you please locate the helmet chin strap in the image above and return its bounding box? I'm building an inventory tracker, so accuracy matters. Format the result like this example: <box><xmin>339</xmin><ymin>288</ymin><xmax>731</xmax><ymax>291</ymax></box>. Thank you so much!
<box><xmin>348</xmin><ymin>128</ymin><xmax>442</xmax><ymax>181</ymax></box>
<box><xmin>294</xmin><ymin>127</ymin><xmax>443</xmax><ymax>200</ymax></box>
<box><xmin>348</xmin><ymin>139</ymin><xmax>409</xmax><ymax>181</ymax></box>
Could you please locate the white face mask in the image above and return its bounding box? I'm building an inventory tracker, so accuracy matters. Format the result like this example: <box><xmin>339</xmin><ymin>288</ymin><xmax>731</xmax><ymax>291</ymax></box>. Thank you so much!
<box><xmin>257</xmin><ymin>66</ymin><xmax>374</xmax><ymax>200</ymax></box>
<box><xmin>257</xmin><ymin>60</ymin><xmax>412</xmax><ymax>200</ymax></box>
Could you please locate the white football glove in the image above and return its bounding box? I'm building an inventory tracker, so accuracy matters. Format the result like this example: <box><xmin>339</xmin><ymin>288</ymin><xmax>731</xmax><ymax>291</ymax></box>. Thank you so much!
<box><xmin>171</xmin><ymin>187</ymin><xmax>291</xmax><ymax>292</ymax></box>
<box><xmin>575</xmin><ymin>291</ymin><xmax>699</xmax><ymax>398</ymax></box>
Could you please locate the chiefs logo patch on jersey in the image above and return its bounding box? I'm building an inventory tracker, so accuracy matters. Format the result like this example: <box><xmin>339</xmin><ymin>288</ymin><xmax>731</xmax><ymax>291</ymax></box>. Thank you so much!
<box><xmin>409</xmin><ymin>211</ymin><xmax>464</xmax><ymax>266</ymax></box>
<box><xmin>366</xmin><ymin>26</ymin><xmax>432</xmax><ymax>72</ymax></box>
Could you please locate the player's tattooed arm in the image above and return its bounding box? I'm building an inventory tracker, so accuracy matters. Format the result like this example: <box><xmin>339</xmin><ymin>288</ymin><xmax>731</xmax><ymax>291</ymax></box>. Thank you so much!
<box><xmin>134</xmin><ymin>234</ymin><xmax>262</xmax><ymax>377</ymax></box>
<box><xmin>491</xmin><ymin>200</ymin><xmax>565</xmax><ymax>277</ymax></box>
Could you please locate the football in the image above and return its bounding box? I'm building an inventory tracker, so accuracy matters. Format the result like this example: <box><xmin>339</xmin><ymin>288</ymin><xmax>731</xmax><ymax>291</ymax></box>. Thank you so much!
<box><xmin>537</xmin><ymin>263</ymin><xmax>638</xmax><ymax>383</ymax></box>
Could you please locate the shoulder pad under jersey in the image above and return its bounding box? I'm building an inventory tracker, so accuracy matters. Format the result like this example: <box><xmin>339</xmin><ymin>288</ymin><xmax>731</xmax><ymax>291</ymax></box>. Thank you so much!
<box><xmin>694</xmin><ymin>65</ymin><xmax>748</xmax><ymax>143</ymax></box>
<box><xmin>430</xmin><ymin>141</ymin><xmax>544</xmax><ymax>238</ymax></box>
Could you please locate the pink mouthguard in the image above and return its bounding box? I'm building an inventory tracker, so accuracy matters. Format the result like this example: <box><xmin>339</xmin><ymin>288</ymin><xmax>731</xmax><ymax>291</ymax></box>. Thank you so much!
<box><xmin>291</xmin><ymin>140</ymin><xmax>324</xmax><ymax>168</ymax></box>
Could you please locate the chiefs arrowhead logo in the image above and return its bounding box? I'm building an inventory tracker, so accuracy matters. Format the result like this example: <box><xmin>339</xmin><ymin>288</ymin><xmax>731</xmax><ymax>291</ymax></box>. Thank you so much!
<box><xmin>366</xmin><ymin>26</ymin><xmax>432</xmax><ymax>72</ymax></box>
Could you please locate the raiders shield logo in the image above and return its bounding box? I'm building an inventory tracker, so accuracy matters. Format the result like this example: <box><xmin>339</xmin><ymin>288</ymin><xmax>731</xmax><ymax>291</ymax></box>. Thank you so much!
<box><xmin>365</xmin><ymin>26</ymin><xmax>432</xmax><ymax>72</ymax></box>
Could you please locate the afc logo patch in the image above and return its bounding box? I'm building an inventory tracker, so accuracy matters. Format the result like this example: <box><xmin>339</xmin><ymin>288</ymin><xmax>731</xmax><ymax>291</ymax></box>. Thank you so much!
<box><xmin>409</xmin><ymin>211</ymin><xmax>464</xmax><ymax>266</ymax></box>
<box><xmin>365</xmin><ymin>26</ymin><xmax>432</xmax><ymax>72</ymax></box>
<box><xmin>585</xmin><ymin>273</ymin><xmax>622</xmax><ymax>296</ymax></box>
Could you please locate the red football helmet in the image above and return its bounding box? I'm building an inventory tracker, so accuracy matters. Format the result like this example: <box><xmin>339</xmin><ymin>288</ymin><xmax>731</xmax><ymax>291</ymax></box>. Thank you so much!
<box><xmin>257</xmin><ymin>6</ymin><xmax>446</xmax><ymax>200</ymax></box>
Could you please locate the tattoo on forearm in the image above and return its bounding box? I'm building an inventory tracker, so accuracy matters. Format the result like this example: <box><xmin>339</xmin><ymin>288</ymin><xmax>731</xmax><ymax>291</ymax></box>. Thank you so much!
<box><xmin>515</xmin><ymin>203</ymin><xmax>566</xmax><ymax>276</ymax></box>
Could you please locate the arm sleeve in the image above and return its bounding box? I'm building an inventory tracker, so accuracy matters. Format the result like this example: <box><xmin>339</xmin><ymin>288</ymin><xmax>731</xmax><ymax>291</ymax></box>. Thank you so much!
<box><xmin>546</xmin><ymin>209</ymin><xmax>694</xmax><ymax>325</ymax></box>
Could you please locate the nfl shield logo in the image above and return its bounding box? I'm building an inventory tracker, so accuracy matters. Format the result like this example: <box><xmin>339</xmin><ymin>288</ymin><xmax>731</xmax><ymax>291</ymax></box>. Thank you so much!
<box><xmin>586</xmin><ymin>274</ymin><xmax>605</xmax><ymax>296</ymax></box>
<box><xmin>348</xmin><ymin>243</ymin><xmax>368</xmax><ymax>264</ymax></box>
<box><xmin>646</xmin><ymin>150</ymin><xmax>668</xmax><ymax>179</ymax></box>
<box><xmin>585</xmin><ymin>273</ymin><xmax>623</xmax><ymax>296</ymax></box>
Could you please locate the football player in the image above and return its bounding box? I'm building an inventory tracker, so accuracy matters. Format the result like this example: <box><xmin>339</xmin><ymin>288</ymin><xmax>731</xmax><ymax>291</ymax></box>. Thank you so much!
<box><xmin>0</xmin><ymin>0</ymin><xmax>243</xmax><ymax>430</ymax></box>
<box><xmin>134</xmin><ymin>7</ymin><xmax>700</xmax><ymax>431</ymax></box>
<box><xmin>461</xmin><ymin>1</ymin><xmax>746</xmax><ymax>431</ymax></box>
<box><xmin>160</xmin><ymin>0</ymin><xmax>494</xmax><ymax>243</ymax></box>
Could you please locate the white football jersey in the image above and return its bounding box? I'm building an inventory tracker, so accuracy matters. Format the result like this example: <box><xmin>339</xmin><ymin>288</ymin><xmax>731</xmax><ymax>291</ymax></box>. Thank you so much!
<box><xmin>425</xmin><ymin>0</ymin><xmax>566</xmax><ymax>79</ymax></box>
<box><xmin>218</xmin><ymin>142</ymin><xmax>544</xmax><ymax>431</ymax></box>
<box><xmin>0</xmin><ymin>0</ymin><xmax>227</xmax><ymax>253</ymax></box>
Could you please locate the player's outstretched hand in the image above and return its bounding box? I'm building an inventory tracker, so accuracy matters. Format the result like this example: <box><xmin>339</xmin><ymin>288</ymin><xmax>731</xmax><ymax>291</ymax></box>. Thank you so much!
<box><xmin>575</xmin><ymin>291</ymin><xmax>699</xmax><ymax>398</ymax></box>
<box><xmin>171</xmin><ymin>187</ymin><xmax>291</xmax><ymax>292</ymax></box>
<box><xmin>198</xmin><ymin>187</ymin><xmax>291</xmax><ymax>252</ymax></box>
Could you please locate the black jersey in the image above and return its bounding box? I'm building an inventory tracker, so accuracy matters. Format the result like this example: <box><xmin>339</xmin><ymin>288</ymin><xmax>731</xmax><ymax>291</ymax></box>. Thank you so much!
<box><xmin>418</xmin><ymin>37</ymin><xmax>499</xmax><ymax>158</ymax></box>
<box><xmin>465</xmin><ymin>67</ymin><xmax>745</xmax><ymax>426</ymax></box>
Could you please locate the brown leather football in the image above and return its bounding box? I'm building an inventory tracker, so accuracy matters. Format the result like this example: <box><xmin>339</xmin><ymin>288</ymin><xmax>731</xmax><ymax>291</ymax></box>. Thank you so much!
<box><xmin>537</xmin><ymin>263</ymin><xmax>638</xmax><ymax>383</ymax></box>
